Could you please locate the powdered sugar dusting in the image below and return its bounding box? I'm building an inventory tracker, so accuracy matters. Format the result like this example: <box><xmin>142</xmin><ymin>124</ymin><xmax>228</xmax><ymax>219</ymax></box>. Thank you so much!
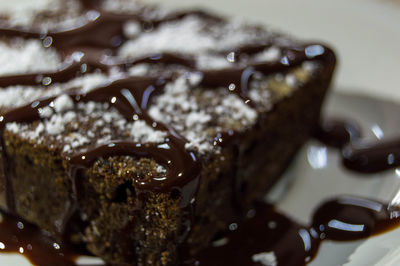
<box><xmin>253</xmin><ymin>47</ymin><xmax>281</xmax><ymax>63</ymax></box>
<box><xmin>217</xmin><ymin>94</ymin><xmax>257</xmax><ymax>125</ymax></box>
<box><xmin>0</xmin><ymin>39</ymin><xmax>62</xmax><ymax>76</ymax></box>
<box><xmin>4</xmin><ymin>122</ymin><xmax>20</xmax><ymax>134</ymax></box>
<box><xmin>129</xmin><ymin>120</ymin><xmax>167</xmax><ymax>143</ymax></box>
<box><xmin>53</xmin><ymin>94</ymin><xmax>74</xmax><ymax>113</ymax></box>
<box><xmin>0</xmin><ymin>75</ymin><xmax>112</xmax><ymax>113</ymax></box>
<box><xmin>39</xmin><ymin>106</ymin><xmax>54</xmax><ymax>118</ymax></box>
<box><xmin>252</xmin><ymin>251</ymin><xmax>277</xmax><ymax>266</ymax></box>
<box><xmin>196</xmin><ymin>54</ymin><xmax>233</xmax><ymax>70</ymax></box>
<box><xmin>0</xmin><ymin>0</ymin><xmax>82</xmax><ymax>29</ymax></box>
<box><xmin>119</xmin><ymin>16</ymin><xmax>213</xmax><ymax>58</ymax></box>
<box><xmin>0</xmin><ymin>71</ymin><xmax>114</xmax><ymax>111</ymax></box>
<box><xmin>118</xmin><ymin>15</ymin><xmax>271</xmax><ymax>59</ymax></box>
<box><xmin>101</xmin><ymin>0</ymin><xmax>143</xmax><ymax>14</ymax></box>
<box><xmin>0</xmin><ymin>86</ymin><xmax>47</xmax><ymax>109</ymax></box>
<box><xmin>46</xmin><ymin>110</ymin><xmax>76</xmax><ymax>135</ymax></box>
<box><xmin>129</xmin><ymin>64</ymin><xmax>151</xmax><ymax>76</ymax></box>
<box><xmin>124</xmin><ymin>21</ymin><xmax>142</xmax><ymax>38</ymax></box>
<box><xmin>249</xmin><ymin>61</ymin><xmax>318</xmax><ymax>111</ymax></box>
<box><xmin>148</xmin><ymin>75</ymin><xmax>257</xmax><ymax>154</ymax></box>
<box><xmin>102</xmin><ymin>0</ymin><xmax>174</xmax><ymax>22</ymax></box>
<box><xmin>6</xmin><ymin>95</ymin><xmax>167</xmax><ymax>154</ymax></box>
<box><xmin>58</xmin><ymin>72</ymin><xmax>111</xmax><ymax>93</ymax></box>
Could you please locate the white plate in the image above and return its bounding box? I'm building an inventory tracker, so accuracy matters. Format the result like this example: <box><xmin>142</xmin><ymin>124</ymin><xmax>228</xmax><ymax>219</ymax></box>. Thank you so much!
<box><xmin>1</xmin><ymin>91</ymin><xmax>400</xmax><ymax>265</ymax></box>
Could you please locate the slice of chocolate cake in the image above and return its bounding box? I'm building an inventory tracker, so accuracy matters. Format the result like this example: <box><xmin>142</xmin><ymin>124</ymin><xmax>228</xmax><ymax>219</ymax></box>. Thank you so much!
<box><xmin>0</xmin><ymin>0</ymin><xmax>336</xmax><ymax>265</ymax></box>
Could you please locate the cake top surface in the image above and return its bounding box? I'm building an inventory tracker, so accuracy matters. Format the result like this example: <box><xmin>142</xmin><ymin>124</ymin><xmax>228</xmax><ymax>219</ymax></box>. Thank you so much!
<box><xmin>0</xmin><ymin>0</ymin><xmax>334</xmax><ymax>195</ymax></box>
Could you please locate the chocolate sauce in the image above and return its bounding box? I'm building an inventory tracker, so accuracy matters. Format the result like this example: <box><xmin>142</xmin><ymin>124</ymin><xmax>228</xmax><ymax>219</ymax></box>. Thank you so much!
<box><xmin>315</xmin><ymin>119</ymin><xmax>400</xmax><ymax>173</ymax></box>
<box><xmin>184</xmin><ymin>196</ymin><xmax>400</xmax><ymax>266</ymax></box>
<box><xmin>314</xmin><ymin>119</ymin><xmax>362</xmax><ymax>148</ymax></box>
<box><xmin>342</xmin><ymin>139</ymin><xmax>400</xmax><ymax>173</ymax></box>
<box><xmin>0</xmin><ymin>211</ymin><xmax>81</xmax><ymax>266</ymax></box>
<box><xmin>1</xmin><ymin>195</ymin><xmax>398</xmax><ymax>266</ymax></box>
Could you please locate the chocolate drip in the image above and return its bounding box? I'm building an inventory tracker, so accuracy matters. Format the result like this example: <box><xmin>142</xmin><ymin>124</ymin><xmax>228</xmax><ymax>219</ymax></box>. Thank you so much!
<box><xmin>314</xmin><ymin>119</ymin><xmax>362</xmax><ymax>148</ymax></box>
<box><xmin>0</xmin><ymin>211</ymin><xmax>82</xmax><ymax>266</ymax></box>
<box><xmin>184</xmin><ymin>196</ymin><xmax>400</xmax><ymax>266</ymax></box>
<box><xmin>315</xmin><ymin>119</ymin><xmax>400</xmax><ymax>173</ymax></box>
<box><xmin>343</xmin><ymin>139</ymin><xmax>400</xmax><ymax>173</ymax></box>
<box><xmin>70</xmin><ymin>140</ymin><xmax>200</xmax><ymax>192</ymax></box>
<box><xmin>311</xmin><ymin>196</ymin><xmax>400</xmax><ymax>240</ymax></box>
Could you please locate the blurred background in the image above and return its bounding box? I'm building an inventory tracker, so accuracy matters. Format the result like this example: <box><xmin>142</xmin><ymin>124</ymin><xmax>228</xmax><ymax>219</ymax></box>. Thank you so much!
<box><xmin>150</xmin><ymin>0</ymin><xmax>400</xmax><ymax>102</ymax></box>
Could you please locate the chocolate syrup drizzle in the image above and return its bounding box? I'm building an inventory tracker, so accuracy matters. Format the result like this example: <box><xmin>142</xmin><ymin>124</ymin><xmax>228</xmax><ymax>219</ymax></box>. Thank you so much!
<box><xmin>185</xmin><ymin>196</ymin><xmax>400</xmax><ymax>266</ymax></box>
<box><xmin>2</xmin><ymin>0</ymin><xmax>399</xmax><ymax>265</ymax></box>
<box><xmin>315</xmin><ymin>119</ymin><xmax>400</xmax><ymax>173</ymax></box>
<box><xmin>0</xmin><ymin>211</ymin><xmax>82</xmax><ymax>266</ymax></box>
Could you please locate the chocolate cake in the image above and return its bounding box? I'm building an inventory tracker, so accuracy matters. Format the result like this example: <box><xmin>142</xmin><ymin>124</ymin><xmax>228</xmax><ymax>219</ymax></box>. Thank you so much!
<box><xmin>0</xmin><ymin>0</ymin><xmax>336</xmax><ymax>265</ymax></box>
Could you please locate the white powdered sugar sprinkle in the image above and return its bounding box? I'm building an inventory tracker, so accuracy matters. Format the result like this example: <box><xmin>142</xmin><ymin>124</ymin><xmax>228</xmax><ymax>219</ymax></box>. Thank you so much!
<box><xmin>119</xmin><ymin>15</ymin><xmax>270</xmax><ymax>59</ymax></box>
<box><xmin>129</xmin><ymin>64</ymin><xmax>151</xmax><ymax>76</ymax></box>
<box><xmin>119</xmin><ymin>16</ymin><xmax>214</xmax><ymax>57</ymax></box>
<box><xmin>53</xmin><ymin>94</ymin><xmax>74</xmax><ymax>113</ymax></box>
<box><xmin>46</xmin><ymin>110</ymin><xmax>77</xmax><ymax>135</ymax></box>
<box><xmin>0</xmin><ymin>72</ymin><xmax>113</xmax><ymax>110</ymax></box>
<box><xmin>7</xmin><ymin>94</ymin><xmax>167</xmax><ymax>154</ymax></box>
<box><xmin>129</xmin><ymin>120</ymin><xmax>167</xmax><ymax>143</ymax></box>
<box><xmin>253</xmin><ymin>47</ymin><xmax>281</xmax><ymax>63</ymax></box>
<box><xmin>248</xmin><ymin>61</ymin><xmax>318</xmax><ymax>110</ymax></box>
<box><xmin>101</xmin><ymin>0</ymin><xmax>143</xmax><ymax>13</ymax></box>
<box><xmin>0</xmin><ymin>86</ymin><xmax>47</xmax><ymax>108</ymax></box>
<box><xmin>39</xmin><ymin>106</ymin><xmax>54</xmax><ymax>118</ymax></box>
<box><xmin>0</xmin><ymin>73</ymin><xmax>113</xmax><ymax>111</ymax></box>
<box><xmin>285</xmin><ymin>74</ymin><xmax>297</xmax><ymax>87</ymax></box>
<box><xmin>252</xmin><ymin>251</ymin><xmax>278</xmax><ymax>266</ymax></box>
<box><xmin>0</xmin><ymin>39</ymin><xmax>62</xmax><ymax>76</ymax></box>
<box><xmin>4</xmin><ymin>122</ymin><xmax>20</xmax><ymax>134</ymax></box>
<box><xmin>0</xmin><ymin>0</ymin><xmax>65</xmax><ymax>26</ymax></box>
<box><xmin>0</xmin><ymin>0</ymin><xmax>83</xmax><ymax>29</ymax></box>
<box><xmin>124</xmin><ymin>21</ymin><xmax>142</xmax><ymax>38</ymax></box>
<box><xmin>156</xmin><ymin>165</ymin><xmax>167</xmax><ymax>174</ymax></box>
<box><xmin>196</xmin><ymin>54</ymin><xmax>233</xmax><ymax>70</ymax></box>
<box><xmin>217</xmin><ymin>94</ymin><xmax>257</xmax><ymax>124</ymax></box>
<box><xmin>148</xmin><ymin>75</ymin><xmax>257</xmax><ymax>154</ymax></box>
<box><xmin>59</xmin><ymin>72</ymin><xmax>112</xmax><ymax>93</ymax></box>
